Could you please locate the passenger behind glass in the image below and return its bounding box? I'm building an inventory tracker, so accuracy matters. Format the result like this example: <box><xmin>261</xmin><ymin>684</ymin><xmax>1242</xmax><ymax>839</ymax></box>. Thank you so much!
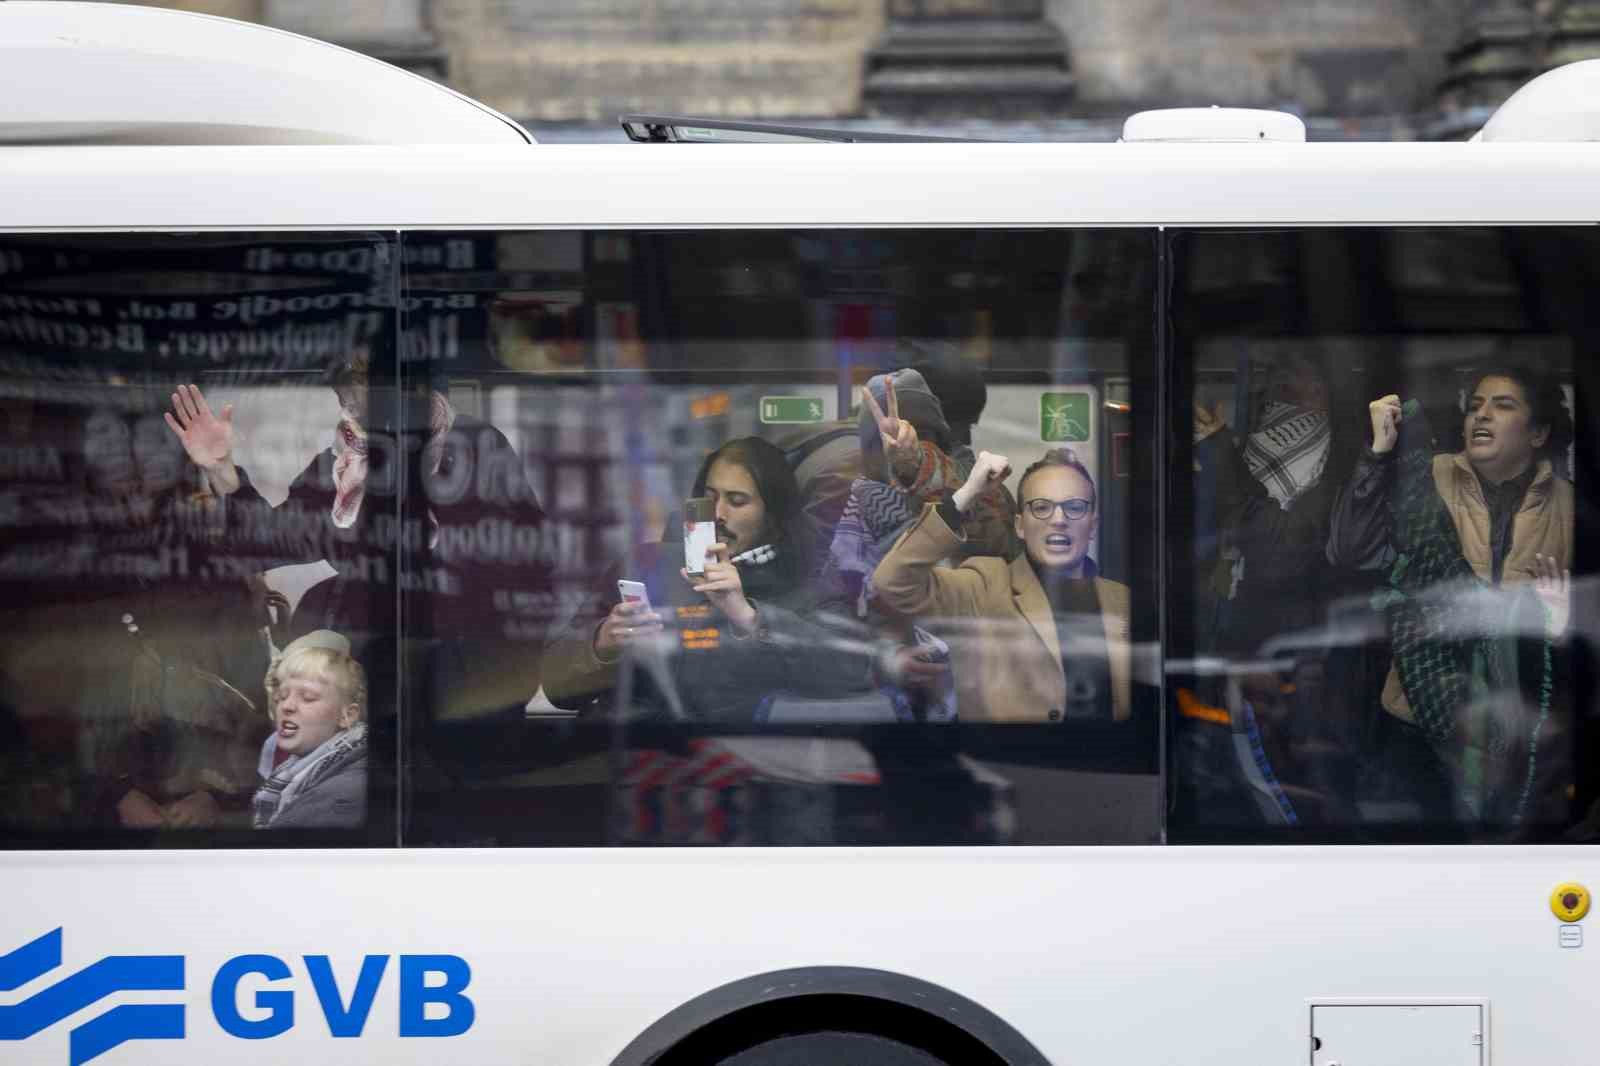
<box><xmin>163</xmin><ymin>356</ymin><xmax>553</xmax><ymax>720</ymax></box>
<box><xmin>1192</xmin><ymin>355</ymin><xmax>1340</xmax><ymax>657</ymax></box>
<box><xmin>821</xmin><ymin>372</ymin><xmax>972</xmax><ymax>718</ymax></box>
<box><xmin>1191</xmin><ymin>355</ymin><xmax>1358</xmax><ymax>821</ymax></box>
<box><xmin>771</xmin><ymin>363</ymin><xmax>1017</xmax><ymax>588</ymax></box>
<box><xmin>873</xmin><ymin>448</ymin><xmax>1131</xmax><ymax>723</ymax></box>
<box><xmin>542</xmin><ymin>437</ymin><xmax>884</xmax><ymax>720</ymax></box>
<box><xmin>909</xmin><ymin>359</ymin><xmax>1019</xmax><ymax>560</ymax></box>
<box><xmin>254</xmin><ymin>630</ymin><xmax>367</xmax><ymax>830</ymax></box>
<box><xmin>862</xmin><ymin>368</ymin><xmax>1014</xmax><ymax>559</ymax></box>
<box><xmin>1327</xmin><ymin>366</ymin><xmax>1573</xmax><ymax>824</ymax></box>
<box><xmin>828</xmin><ymin>370</ymin><xmax>1014</xmax><ymax>617</ymax></box>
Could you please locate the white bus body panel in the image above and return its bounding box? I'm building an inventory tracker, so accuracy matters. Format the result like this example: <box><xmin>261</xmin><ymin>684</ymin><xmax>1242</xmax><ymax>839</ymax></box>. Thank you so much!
<box><xmin>0</xmin><ymin>3</ymin><xmax>532</xmax><ymax>146</ymax></box>
<box><xmin>3</xmin><ymin>848</ymin><xmax>1597</xmax><ymax>1064</ymax></box>
<box><xmin>0</xmin><ymin>143</ymin><xmax>1597</xmax><ymax>230</ymax></box>
<box><xmin>1</xmin><ymin>146</ymin><xmax>1597</xmax><ymax>1065</ymax></box>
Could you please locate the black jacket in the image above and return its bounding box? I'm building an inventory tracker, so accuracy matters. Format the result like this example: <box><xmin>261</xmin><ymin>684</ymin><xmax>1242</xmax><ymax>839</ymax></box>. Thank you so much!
<box><xmin>1198</xmin><ymin>431</ymin><xmax>1340</xmax><ymax>657</ymax></box>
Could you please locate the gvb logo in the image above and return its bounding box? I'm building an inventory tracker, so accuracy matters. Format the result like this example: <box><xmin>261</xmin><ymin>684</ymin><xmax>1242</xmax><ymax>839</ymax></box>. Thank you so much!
<box><xmin>1</xmin><ymin>929</ymin><xmax>476</xmax><ymax>1064</ymax></box>
<box><xmin>0</xmin><ymin>929</ymin><xmax>182</xmax><ymax>1066</ymax></box>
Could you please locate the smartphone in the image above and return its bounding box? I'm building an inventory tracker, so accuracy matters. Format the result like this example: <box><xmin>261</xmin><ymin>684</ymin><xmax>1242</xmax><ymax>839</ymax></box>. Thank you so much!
<box><xmin>683</xmin><ymin>497</ymin><xmax>716</xmax><ymax>575</ymax></box>
<box><xmin>913</xmin><ymin>627</ymin><xmax>950</xmax><ymax>664</ymax></box>
<box><xmin>617</xmin><ymin>580</ymin><xmax>651</xmax><ymax>613</ymax></box>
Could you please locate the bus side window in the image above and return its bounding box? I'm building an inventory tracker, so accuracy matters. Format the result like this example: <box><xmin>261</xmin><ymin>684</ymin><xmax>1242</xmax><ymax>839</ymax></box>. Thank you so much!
<box><xmin>0</xmin><ymin>231</ymin><xmax>400</xmax><ymax>847</ymax></box>
<box><xmin>402</xmin><ymin>227</ymin><xmax>1161</xmax><ymax>847</ymax></box>
<box><xmin>1171</xmin><ymin>226</ymin><xmax>1593</xmax><ymax>840</ymax></box>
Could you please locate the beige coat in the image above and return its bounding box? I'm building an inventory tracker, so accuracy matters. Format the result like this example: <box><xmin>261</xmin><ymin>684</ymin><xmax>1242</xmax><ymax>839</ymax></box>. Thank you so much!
<box><xmin>1382</xmin><ymin>453</ymin><xmax>1573</xmax><ymax>722</ymax></box>
<box><xmin>873</xmin><ymin>503</ymin><xmax>1131</xmax><ymax>722</ymax></box>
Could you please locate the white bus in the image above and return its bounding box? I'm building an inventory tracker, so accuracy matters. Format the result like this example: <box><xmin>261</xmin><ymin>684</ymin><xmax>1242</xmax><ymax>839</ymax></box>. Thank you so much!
<box><xmin>2</xmin><ymin>5</ymin><xmax>1598</xmax><ymax>1065</ymax></box>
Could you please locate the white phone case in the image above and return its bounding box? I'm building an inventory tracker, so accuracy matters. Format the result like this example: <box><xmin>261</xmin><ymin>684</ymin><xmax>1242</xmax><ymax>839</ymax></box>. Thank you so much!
<box><xmin>617</xmin><ymin>580</ymin><xmax>651</xmax><ymax>611</ymax></box>
<box><xmin>683</xmin><ymin>520</ymin><xmax>716</xmax><ymax>574</ymax></box>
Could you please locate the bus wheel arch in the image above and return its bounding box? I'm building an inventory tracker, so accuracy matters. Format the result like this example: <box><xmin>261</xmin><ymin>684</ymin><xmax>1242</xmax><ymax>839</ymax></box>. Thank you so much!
<box><xmin>609</xmin><ymin>966</ymin><xmax>1050</xmax><ymax>1066</ymax></box>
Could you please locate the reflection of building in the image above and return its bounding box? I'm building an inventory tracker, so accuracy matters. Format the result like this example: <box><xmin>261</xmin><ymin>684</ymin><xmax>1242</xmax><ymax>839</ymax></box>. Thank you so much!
<box><xmin>1427</xmin><ymin>1</ymin><xmax>1600</xmax><ymax>139</ymax></box>
<box><xmin>120</xmin><ymin>1</ymin><xmax>1600</xmax><ymax>137</ymax></box>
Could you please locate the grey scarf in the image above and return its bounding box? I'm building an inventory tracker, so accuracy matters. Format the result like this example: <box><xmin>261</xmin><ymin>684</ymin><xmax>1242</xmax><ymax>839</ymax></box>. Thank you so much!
<box><xmin>252</xmin><ymin>723</ymin><xmax>367</xmax><ymax>829</ymax></box>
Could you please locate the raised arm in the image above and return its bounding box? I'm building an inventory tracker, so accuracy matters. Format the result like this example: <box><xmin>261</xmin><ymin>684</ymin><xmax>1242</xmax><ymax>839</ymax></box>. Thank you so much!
<box><xmin>165</xmin><ymin>383</ymin><xmax>241</xmax><ymax>496</ymax></box>
<box><xmin>873</xmin><ymin>451</ymin><xmax>1011</xmax><ymax>619</ymax></box>
<box><xmin>1325</xmin><ymin>394</ymin><xmax>1402</xmax><ymax>567</ymax></box>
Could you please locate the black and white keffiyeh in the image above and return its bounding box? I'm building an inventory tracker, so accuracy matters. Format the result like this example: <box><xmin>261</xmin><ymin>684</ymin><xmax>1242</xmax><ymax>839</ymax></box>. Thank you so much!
<box><xmin>1242</xmin><ymin>401</ymin><xmax>1330</xmax><ymax>509</ymax></box>
<box><xmin>730</xmin><ymin>544</ymin><xmax>778</xmax><ymax>567</ymax></box>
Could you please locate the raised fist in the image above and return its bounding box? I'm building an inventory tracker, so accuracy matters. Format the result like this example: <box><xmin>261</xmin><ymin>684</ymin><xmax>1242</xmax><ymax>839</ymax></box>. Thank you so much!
<box><xmin>954</xmin><ymin>451</ymin><xmax>1011</xmax><ymax>513</ymax></box>
<box><xmin>1369</xmin><ymin>394</ymin><xmax>1402</xmax><ymax>455</ymax></box>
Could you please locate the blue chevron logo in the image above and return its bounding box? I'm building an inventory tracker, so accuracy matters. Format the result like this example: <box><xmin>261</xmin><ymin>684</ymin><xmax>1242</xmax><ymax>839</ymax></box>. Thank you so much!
<box><xmin>0</xmin><ymin>929</ymin><xmax>184</xmax><ymax>1065</ymax></box>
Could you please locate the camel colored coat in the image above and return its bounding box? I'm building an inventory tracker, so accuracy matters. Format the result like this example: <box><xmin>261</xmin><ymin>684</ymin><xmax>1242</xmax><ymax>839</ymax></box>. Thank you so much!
<box><xmin>1382</xmin><ymin>454</ymin><xmax>1573</xmax><ymax>722</ymax></box>
<box><xmin>873</xmin><ymin>503</ymin><xmax>1131</xmax><ymax>723</ymax></box>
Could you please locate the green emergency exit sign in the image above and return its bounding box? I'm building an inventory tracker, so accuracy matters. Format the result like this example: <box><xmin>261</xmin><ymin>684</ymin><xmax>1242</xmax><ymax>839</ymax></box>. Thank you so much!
<box><xmin>760</xmin><ymin>396</ymin><xmax>824</xmax><ymax>424</ymax></box>
<box><xmin>1040</xmin><ymin>392</ymin><xmax>1091</xmax><ymax>442</ymax></box>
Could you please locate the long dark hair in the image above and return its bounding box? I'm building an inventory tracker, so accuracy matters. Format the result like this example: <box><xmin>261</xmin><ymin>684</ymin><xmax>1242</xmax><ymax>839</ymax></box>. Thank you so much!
<box><xmin>691</xmin><ymin>436</ymin><xmax>808</xmax><ymax>583</ymax></box>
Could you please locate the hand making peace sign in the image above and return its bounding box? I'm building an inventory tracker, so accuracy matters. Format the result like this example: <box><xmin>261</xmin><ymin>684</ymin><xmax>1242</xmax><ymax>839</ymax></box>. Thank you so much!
<box><xmin>863</xmin><ymin>376</ymin><xmax>920</xmax><ymax>473</ymax></box>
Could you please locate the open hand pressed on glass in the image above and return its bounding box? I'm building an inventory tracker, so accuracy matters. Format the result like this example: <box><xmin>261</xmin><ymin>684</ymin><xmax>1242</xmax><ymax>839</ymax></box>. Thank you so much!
<box><xmin>164</xmin><ymin>383</ymin><xmax>235</xmax><ymax>470</ymax></box>
<box><xmin>1534</xmin><ymin>551</ymin><xmax>1571</xmax><ymax>639</ymax></box>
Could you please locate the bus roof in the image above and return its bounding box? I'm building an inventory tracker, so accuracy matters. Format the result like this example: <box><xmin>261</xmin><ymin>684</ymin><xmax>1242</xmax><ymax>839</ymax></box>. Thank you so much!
<box><xmin>1</xmin><ymin>142</ymin><xmax>1598</xmax><ymax>230</ymax></box>
<box><xmin>0</xmin><ymin>1</ymin><xmax>533</xmax><ymax>146</ymax></box>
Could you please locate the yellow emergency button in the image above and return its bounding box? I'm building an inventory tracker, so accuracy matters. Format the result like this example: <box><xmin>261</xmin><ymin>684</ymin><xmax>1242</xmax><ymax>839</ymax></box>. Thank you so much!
<box><xmin>1550</xmin><ymin>882</ymin><xmax>1590</xmax><ymax>923</ymax></box>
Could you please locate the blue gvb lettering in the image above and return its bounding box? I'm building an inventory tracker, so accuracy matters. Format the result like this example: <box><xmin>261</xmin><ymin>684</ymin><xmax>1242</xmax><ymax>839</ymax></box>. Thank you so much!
<box><xmin>305</xmin><ymin>955</ymin><xmax>387</xmax><ymax>1038</ymax></box>
<box><xmin>211</xmin><ymin>955</ymin><xmax>294</xmax><ymax>1039</ymax></box>
<box><xmin>210</xmin><ymin>951</ymin><xmax>476</xmax><ymax>1040</ymax></box>
<box><xmin>2</xmin><ymin>931</ymin><xmax>476</xmax><ymax>1064</ymax></box>
<box><xmin>399</xmin><ymin>955</ymin><xmax>476</xmax><ymax>1038</ymax></box>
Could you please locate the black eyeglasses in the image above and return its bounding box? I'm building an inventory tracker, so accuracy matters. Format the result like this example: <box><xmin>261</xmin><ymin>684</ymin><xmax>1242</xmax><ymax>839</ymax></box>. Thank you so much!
<box><xmin>1023</xmin><ymin>497</ymin><xmax>1093</xmax><ymax>521</ymax></box>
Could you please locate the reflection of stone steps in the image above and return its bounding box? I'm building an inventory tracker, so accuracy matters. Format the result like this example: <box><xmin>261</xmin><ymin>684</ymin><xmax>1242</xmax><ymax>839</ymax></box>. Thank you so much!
<box><xmin>864</xmin><ymin>8</ymin><xmax>1073</xmax><ymax>119</ymax></box>
<box><xmin>1435</xmin><ymin>4</ymin><xmax>1537</xmax><ymax>118</ymax></box>
<box><xmin>869</xmin><ymin>17</ymin><xmax>1073</xmax><ymax>66</ymax></box>
<box><xmin>1547</xmin><ymin>2</ymin><xmax>1600</xmax><ymax>70</ymax></box>
<box><xmin>1425</xmin><ymin>1</ymin><xmax>1600</xmax><ymax>140</ymax></box>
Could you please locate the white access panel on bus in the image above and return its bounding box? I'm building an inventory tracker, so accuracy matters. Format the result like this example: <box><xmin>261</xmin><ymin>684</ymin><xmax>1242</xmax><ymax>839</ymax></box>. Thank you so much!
<box><xmin>1311</xmin><ymin>1001</ymin><xmax>1487</xmax><ymax>1066</ymax></box>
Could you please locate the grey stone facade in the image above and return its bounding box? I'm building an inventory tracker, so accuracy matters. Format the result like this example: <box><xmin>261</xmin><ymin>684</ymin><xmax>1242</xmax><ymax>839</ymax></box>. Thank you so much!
<box><xmin>1044</xmin><ymin>0</ymin><xmax>1467</xmax><ymax>117</ymax></box>
<box><xmin>91</xmin><ymin>0</ymin><xmax>1600</xmax><ymax>135</ymax></box>
<box><xmin>427</xmin><ymin>1</ymin><xmax>886</xmax><ymax>122</ymax></box>
<box><xmin>863</xmin><ymin>1</ymin><xmax>1073</xmax><ymax>117</ymax></box>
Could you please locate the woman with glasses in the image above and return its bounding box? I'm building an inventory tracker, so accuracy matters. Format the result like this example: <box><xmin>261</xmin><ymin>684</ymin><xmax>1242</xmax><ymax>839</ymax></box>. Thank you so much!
<box><xmin>873</xmin><ymin>448</ymin><xmax>1131</xmax><ymax>723</ymax></box>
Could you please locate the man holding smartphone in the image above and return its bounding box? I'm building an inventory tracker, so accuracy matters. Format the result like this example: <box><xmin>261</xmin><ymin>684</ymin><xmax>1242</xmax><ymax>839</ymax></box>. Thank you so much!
<box><xmin>543</xmin><ymin>437</ymin><xmax>891</xmax><ymax>719</ymax></box>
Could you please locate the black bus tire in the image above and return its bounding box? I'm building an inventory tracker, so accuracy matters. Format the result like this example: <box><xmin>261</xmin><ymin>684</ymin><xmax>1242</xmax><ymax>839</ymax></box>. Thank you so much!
<box><xmin>717</xmin><ymin>1030</ymin><xmax>956</xmax><ymax>1065</ymax></box>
